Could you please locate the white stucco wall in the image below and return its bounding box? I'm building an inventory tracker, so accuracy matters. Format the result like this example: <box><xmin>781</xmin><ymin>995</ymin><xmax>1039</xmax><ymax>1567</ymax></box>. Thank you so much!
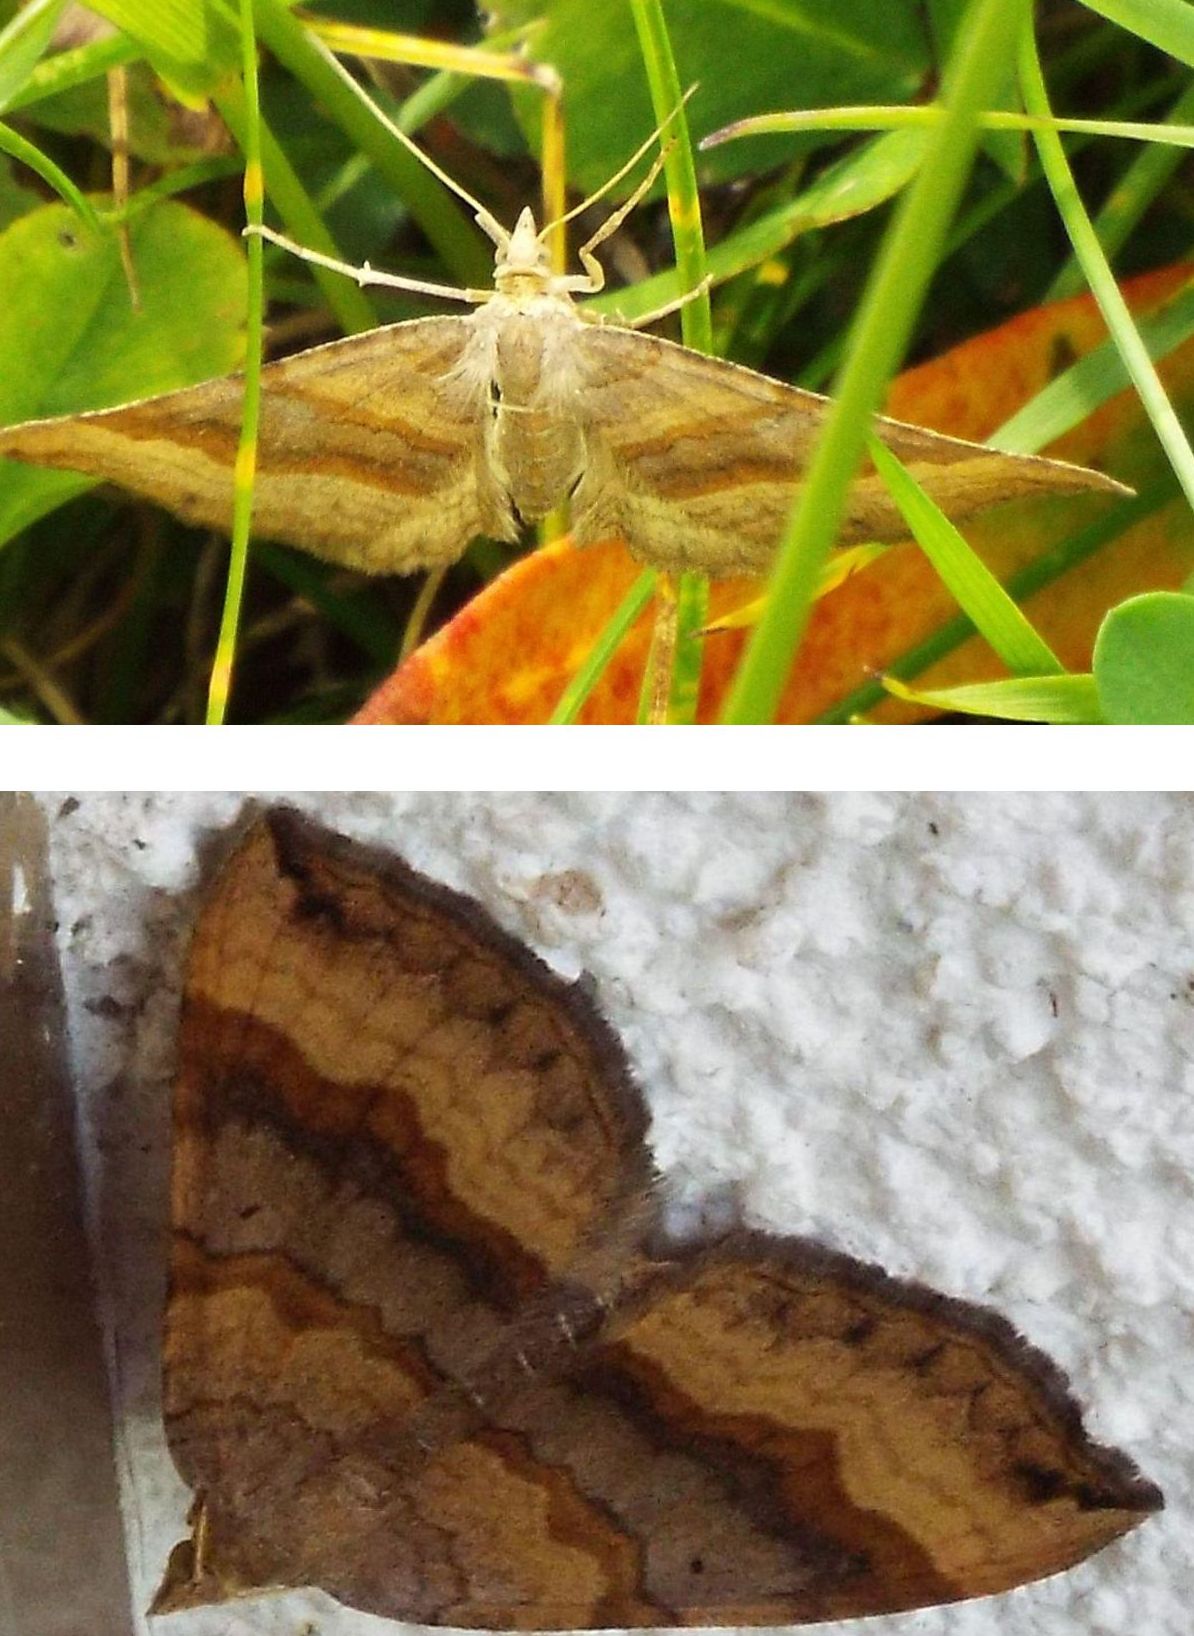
<box><xmin>44</xmin><ymin>791</ymin><xmax>1188</xmax><ymax>1636</ymax></box>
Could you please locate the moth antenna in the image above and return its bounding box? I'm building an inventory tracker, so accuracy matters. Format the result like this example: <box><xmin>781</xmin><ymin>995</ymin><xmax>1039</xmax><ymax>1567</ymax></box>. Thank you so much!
<box><xmin>310</xmin><ymin>28</ymin><xmax>511</xmax><ymax>250</ymax></box>
<box><xmin>538</xmin><ymin>83</ymin><xmax>699</xmax><ymax>242</ymax></box>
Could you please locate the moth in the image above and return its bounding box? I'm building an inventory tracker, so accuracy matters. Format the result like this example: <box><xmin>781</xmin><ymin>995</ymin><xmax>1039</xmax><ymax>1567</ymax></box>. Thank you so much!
<box><xmin>153</xmin><ymin>807</ymin><xmax>1161</xmax><ymax>1628</ymax></box>
<box><xmin>0</xmin><ymin>182</ymin><xmax>1128</xmax><ymax>580</ymax></box>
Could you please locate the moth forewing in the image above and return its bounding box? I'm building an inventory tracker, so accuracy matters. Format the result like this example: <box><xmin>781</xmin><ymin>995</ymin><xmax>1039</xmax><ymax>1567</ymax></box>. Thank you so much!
<box><xmin>0</xmin><ymin>317</ymin><xmax>493</xmax><ymax>576</ymax></box>
<box><xmin>565</xmin><ymin>324</ymin><xmax>1131</xmax><ymax>577</ymax></box>
<box><xmin>0</xmin><ymin>203</ymin><xmax>1130</xmax><ymax>581</ymax></box>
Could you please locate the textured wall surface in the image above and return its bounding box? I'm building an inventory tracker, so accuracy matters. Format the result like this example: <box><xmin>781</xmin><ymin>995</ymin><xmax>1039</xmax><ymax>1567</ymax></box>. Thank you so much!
<box><xmin>44</xmin><ymin>791</ymin><xmax>1187</xmax><ymax>1636</ymax></box>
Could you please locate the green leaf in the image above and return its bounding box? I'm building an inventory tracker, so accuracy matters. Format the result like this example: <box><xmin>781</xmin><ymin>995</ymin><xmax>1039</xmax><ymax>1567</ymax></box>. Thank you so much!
<box><xmin>1093</xmin><ymin>590</ymin><xmax>1194</xmax><ymax>723</ymax></box>
<box><xmin>884</xmin><ymin>671</ymin><xmax>1104</xmax><ymax>721</ymax></box>
<box><xmin>0</xmin><ymin>153</ymin><xmax>38</xmax><ymax>229</ymax></box>
<box><xmin>0</xmin><ymin>200</ymin><xmax>246</xmax><ymax>544</ymax></box>
<box><xmin>489</xmin><ymin>0</ymin><xmax>931</xmax><ymax>194</ymax></box>
<box><xmin>0</xmin><ymin>0</ymin><xmax>65</xmax><ymax>113</ymax></box>
<box><xmin>1078</xmin><ymin>0</ymin><xmax>1194</xmax><ymax>67</ymax></box>
<box><xmin>85</xmin><ymin>0</ymin><xmax>241</xmax><ymax>95</ymax></box>
<box><xmin>708</xmin><ymin>106</ymin><xmax>1194</xmax><ymax>147</ymax></box>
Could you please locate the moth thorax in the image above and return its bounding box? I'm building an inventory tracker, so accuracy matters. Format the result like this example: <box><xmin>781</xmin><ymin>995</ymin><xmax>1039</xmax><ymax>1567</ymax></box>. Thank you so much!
<box><xmin>493</xmin><ymin>268</ymin><xmax>555</xmax><ymax>304</ymax></box>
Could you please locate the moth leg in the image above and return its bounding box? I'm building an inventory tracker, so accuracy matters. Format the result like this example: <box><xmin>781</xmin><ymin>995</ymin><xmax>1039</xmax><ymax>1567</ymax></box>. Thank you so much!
<box><xmin>245</xmin><ymin>225</ymin><xmax>493</xmax><ymax>307</ymax></box>
<box><xmin>564</xmin><ymin>140</ymin><xmax>674</xmax><ymax>296</ymax></box>
<box><xmin>191</xmin><ymin>1499</ymin><xmax>212</xmax><ymax>1576</ymax></box>
<box><xmin>614</xmin><ymin>275</ymin><xmax>714</xmax><ymax>331</ymax></box>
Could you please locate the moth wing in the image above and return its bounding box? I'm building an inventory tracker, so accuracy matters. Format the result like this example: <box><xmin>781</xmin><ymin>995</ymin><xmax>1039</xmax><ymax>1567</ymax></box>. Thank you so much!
<box><xmin>323</xmin><ymin>1230</ymin><xmax>1157</xmax><ymax>1628</ymax></box>
<box><xmin>156</xmin><ymin>807</ymin><xmax>657</xmax><ymax>1614</ymax></box>
<box><xmin>0</xmin><ymin>317</ymin><xmax>509</xmax><ymax>573</ymax></box>
<box><xmin>573</xmin><ymin>326</ymin><xmax>1127</xmax><ymax>577</ymax></box>
<box><xmin>421</xmin><ymin>1228</ymin><xmax>1153</xmax><ymax>1628</ymax></box>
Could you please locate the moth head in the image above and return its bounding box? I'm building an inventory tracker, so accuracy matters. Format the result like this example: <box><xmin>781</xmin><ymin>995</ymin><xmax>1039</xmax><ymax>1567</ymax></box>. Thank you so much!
<box><xmin>492</xmin><ymin>207</ymin><xmax>554</xmax><ymax>294</ymax></box>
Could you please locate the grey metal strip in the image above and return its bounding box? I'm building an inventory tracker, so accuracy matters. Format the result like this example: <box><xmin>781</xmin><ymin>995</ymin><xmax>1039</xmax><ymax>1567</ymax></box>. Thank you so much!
<box><xmin>0</xmin><ymin>793</ymin><xmax>136</xmax><ymax>1636</ymax></box>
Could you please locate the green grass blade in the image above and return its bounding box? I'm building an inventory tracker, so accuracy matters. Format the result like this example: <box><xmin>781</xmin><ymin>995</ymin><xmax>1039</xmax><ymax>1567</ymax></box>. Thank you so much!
<box><xmin>1048</xmin><ymin>78</ymin><xmax>1194</xmax><ymax>300</ymax></box>
<box><xmin>628</xmin><ymin>0</ymin><xmax>710</xmax><ymax>724</ymax></box>
<box><xmin>206</xmin><ymin>0</ymin><xmax>265</xmax><ymax>726</ymax></box>
<box><xmin>390</xmin><ymin>24</ymin><xmax>543</xmax><ymax>140</ymax></box>
<box><xmin>594</xmin><ymin>127</ymin><xmax>925</xmax><ymax>322</ymax></box>
<box><xmin>1078</xmin><ymin>0</ymin><xmax>1194</xmax><ymax>65</ymax></box>
<box><xmin>0</xmin><ymin>0</ymin><xmax>67</xmax><ymax>113</ymax></box>
<box><xmin>666</xmin><ymin>569</ymin><xmax>709</xmax><ymax>723</ymax></box>
<box><xmin>710</xmin><ymin>105</ymin><xmax>1194</xmax><ymax>146</ymax></box>
<box><xmin>884</xmin><ymin>671</ymin><xmax>1103</xmax><ymax>721</ymax></box>
<box><xmin>991</xmin><ymin>281</ymin><xmax>1194</xmax><ymax>454</ymax></box>
<box><xmin>816</xmin><ymin>477</ymin><xmax>1175</xmax><ymax>721</ymax></box>
<box><xmin>214</xmin><ymin>81</ymin><xmax>377</xmax><ymax>336</ymax></box>
<box><xmin>867</xmin><ymin>433</ymin><xmax>1065</xmax><ymax>675</ymax></box>
<box><xmin>0</xmin><ymin>119</ymin><xmax>101</xmax><ymax>229</ymax></box>
<box><xmin>1019</xmin><ymin>21</ymin><xmax>1194</xmax><ymax>513</ymax></box>
<box><xmin>6</xmin><ymin>32</ymin><xmax>140</xmax><ymax>111</ymax></box>
<box><xmin>549</xmin><ymin>570</ymin><xmax>657</xmax><ymax>724</ymax></box>
<box><xmin>627</xmin><ymin>2</ymin><xmax>711</xmax><ymax>355</ymax></box>
<box><xmin>723</xmin><ymin>0</ymin><xmax>1030</xmax><ymax>723</ymax></box>
<box><xmin>635</xmin><ymin>608</ymin><xmax>664</xmax><ymax>725</ymax></box>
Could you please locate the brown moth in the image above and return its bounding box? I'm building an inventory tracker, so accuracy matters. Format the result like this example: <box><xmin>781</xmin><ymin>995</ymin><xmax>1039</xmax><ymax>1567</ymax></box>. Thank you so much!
<box><xmin>154</xmin><ymin>807</ymin><xmax>1161</xmax><ymax>1628</ymax></box>
<box><xmin>0</xmin><ymin>204</ymin><xmax>1128</xmax><ymax>580</ymax></box>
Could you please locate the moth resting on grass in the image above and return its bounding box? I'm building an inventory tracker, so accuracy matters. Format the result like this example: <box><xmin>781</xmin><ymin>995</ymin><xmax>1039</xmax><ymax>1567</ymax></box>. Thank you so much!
<box><xmin>0</xmin><ymin>198</ymin><xmax>1128</xmax><ymax>580</ymax></box>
